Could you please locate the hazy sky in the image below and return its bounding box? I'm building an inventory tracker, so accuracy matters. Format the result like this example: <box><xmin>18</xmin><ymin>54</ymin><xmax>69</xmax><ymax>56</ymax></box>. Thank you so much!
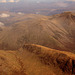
<box><xmin>21</xmin><ymin>0</ymin><xmax>63</xmax><ymax>1</ymax></box>
<box><xmin>18</xmin><ymin>0</ymin><xmax>75</xmax><ymax>3</ymax></box>
<box><xmin>0</xmin><ymin>0</ymin><xmax>75</xmax><ymax>3</ymax></box>
<box><xmin>20</xmin><ymin>0</ymin><xmax>75</xmax><ymax>2</ymax></box>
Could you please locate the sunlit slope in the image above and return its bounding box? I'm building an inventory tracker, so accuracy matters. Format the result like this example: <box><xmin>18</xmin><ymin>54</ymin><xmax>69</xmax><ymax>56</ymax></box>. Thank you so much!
<box><xmin>0</xmin><ymin>12</ymin><xmax>75</xmax><ymax>53</ymax></box>
<box><xmin>0</xmin><ymin>50</ymin><xmax>26</xmax><ymax>75</ymax></box>
<box><xmin>0</xmin><ymin>44</ymin><xmax>75</xmax><ymax>75</ymax></box>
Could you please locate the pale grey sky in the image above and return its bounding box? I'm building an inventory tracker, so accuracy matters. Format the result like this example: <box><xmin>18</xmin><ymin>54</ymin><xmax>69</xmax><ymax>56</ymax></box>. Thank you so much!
<box><xmin>21</xmin><ymin>0</ymin><xmax>63</xmax><ymax>1</ymax></box>
<box><xmin>0</xmin><ymin>0</ymin><xmax>75</xmax><ymax>3</ymax></box>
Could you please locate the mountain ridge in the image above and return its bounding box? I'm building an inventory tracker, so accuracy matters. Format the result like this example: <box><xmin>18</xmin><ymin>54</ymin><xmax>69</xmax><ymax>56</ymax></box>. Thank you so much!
<box><xmin>0</xmin><ymin>12</ymin><xmax>75</xmax><ymax>53</ymax></box>
<box><xmin>0</xmin><ymin>44</ymin><xmax>75</xmax><ymax>75</ymax></box>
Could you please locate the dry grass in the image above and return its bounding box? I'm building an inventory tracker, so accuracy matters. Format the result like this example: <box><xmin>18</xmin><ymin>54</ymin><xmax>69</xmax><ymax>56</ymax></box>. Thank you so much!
<box><xmin>0</xmin><ymin>44</ymin><xmax>75</xmax><ymax>75</ymax></box>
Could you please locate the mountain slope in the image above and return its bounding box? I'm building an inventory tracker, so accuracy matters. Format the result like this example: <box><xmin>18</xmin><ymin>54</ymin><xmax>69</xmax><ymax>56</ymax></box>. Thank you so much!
<box><xmin>0</xmin><ymin>12</ymin><xmax>75</xmax><ymax>53</ymax></box>
<box><xmin>0</xmin><ymin>44</ymin><xmax>75</xmax><ymax>75</ymax></box>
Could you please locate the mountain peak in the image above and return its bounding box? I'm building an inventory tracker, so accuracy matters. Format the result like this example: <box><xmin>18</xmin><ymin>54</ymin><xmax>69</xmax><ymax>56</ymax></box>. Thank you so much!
<box><xmin>61</xmin><ymin>12</ymin><xmax>73</xmax><ymax>16</ymax></box>
<box><xmin>59</xmin><ymin>12</ymin><xmax>75</xmax><ymax>20</ymax></box>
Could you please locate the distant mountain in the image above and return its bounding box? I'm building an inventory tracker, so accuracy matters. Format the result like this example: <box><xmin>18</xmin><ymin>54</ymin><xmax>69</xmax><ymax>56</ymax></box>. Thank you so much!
<box><xmin>0</xmin><ymin>12</ymin><xmax>75</xmax><ymax>53</ymax></box>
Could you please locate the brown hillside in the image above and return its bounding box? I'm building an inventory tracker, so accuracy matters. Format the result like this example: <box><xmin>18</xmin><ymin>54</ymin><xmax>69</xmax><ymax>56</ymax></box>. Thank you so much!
<box><xmin>0</xmin><ymin>12</ymin><xmax>75</xmax><ymax>53</ymax></box>
<box><xmin>0</xmin><ymin>44</ymin><xmax>75</xmax><ymax>75</ymax></box>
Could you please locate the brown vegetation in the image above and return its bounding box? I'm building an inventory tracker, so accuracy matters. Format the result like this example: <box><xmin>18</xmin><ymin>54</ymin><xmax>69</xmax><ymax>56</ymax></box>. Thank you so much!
<box><xmin>0</xmin><ymin>44</ymin><xmax>75</xmax><ymax>75</ymax></box>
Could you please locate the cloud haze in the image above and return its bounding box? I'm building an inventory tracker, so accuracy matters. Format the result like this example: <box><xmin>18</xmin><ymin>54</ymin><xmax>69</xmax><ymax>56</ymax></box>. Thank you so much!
<box><xmin>55</xmin><ymin>2</ymin><xmax>68</xmax><ymax>7</ymax></box>
<box><xmin>0</xmin><ymin>0</ymin><xmax>75</xmax><ymax>3</ymax></box>
<box><xmin>0</xmin><ymin>13</ymin><xmax>10</xmax><ymax>18</ymax></box>
<box><xmin>67</xmin><ymin>0</ymin><xmax>75</xmax><ymax>1</ymax></box>
<box><xmin>0</xmin><ymin>0</ymin><xmax>19</xmax><ymax>3</ymax></box>
<box><xmin>0</xmin><ymin>22</ymin><xmax>4</xmax><ymax>27</ymax></box>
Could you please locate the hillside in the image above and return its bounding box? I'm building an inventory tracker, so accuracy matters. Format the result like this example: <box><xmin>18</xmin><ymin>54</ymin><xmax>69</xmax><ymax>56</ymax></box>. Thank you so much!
<box><xmin>0</xmin><ymin>44</ymin><xmax>75</xmax><ymax>75</ymax></box>
<box><xmin>0</xmin><ymin>12</ymin><xmax>75</xmax><ymax>53</ymax></box>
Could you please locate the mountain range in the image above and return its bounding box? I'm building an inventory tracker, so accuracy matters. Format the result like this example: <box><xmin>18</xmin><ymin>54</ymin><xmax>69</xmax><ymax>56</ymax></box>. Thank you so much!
<box><xmin>0</xmin><ymin>12</ymin><xmax>75</xmax><ymax>53</ymax></box>
<box><xmin>0</xmin><ymin>10</ymin><xmax>75</xmax><ymax>75</ymax></box>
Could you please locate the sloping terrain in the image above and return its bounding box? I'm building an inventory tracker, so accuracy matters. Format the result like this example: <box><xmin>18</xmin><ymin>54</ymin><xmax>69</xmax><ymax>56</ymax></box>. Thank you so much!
<box><xmin>0</xmin><ymin>12</ymin><xmax>75</xmax><ymax>53</ymax></box>
<box><xmin>0</xmin><ymin>44</ymin><xmax>75</xmax><ymax>75</ymax></box>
